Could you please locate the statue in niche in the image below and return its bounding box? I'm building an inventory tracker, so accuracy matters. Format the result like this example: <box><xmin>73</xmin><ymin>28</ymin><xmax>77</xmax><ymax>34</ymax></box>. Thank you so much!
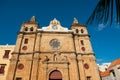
<box><xmin>53</xmin><ymin>51</ymin><xmax>61</xmax><ymax>61</ymax></box>
<box><xmin>43</xmin><ymin>56</ymin><xmax>49</xmax><ymax>62</ymax></box>
<box><xmin>53</xmin><ymin>54</ymin><xmax>60</xmax><ymax>61</ymax></box>
<box><xmin>61</xmin><ymin>56</ymin><xmax>68</xmax><ymax>61</ymax></box>
<box><xmin>53</xmin><ymin>52</ymin><xmax>68</xmax><ymax>62</ymax></box>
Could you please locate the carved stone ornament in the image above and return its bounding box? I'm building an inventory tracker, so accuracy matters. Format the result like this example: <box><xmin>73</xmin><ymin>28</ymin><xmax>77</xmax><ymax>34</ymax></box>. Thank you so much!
<box><xmin>43</xmin><ymin>56</ymin><xmax>49</xmax><ymax>62</ymax></box>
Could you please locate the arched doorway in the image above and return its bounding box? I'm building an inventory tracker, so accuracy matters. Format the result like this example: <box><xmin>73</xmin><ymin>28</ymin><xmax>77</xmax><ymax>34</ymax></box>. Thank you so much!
<box><xmin>49</xmin><ymin>70</ymin><xmax>62</xmax><ymax>80</ymax></box>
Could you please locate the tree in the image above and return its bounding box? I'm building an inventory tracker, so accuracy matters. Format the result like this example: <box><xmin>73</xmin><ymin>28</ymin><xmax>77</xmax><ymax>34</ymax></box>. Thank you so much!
<box><xmin>87</xmin><ymin>0</ymin><xmax>120</xmax><ymax>26</ymax></box>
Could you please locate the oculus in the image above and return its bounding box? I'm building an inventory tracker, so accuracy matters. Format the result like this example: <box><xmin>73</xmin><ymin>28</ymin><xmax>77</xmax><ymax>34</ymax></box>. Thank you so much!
<box><xmin>50</xmin><ymin>39</ymin><xmax>60</xmax><ymax>49</ymax></box>
<box><xmin>84</xmin><ymin>63</ymin><xmax>89</xmax><ymax>69</ymax></box>
<box><xmin>18</xmin><ymin>63</ymin><xmax>24</xmax><ymax>70</ymax></box>
<box><xmin>22</xmin><ymin>46</ymin><xmax>27</xmax><ymax>50</ymax></box>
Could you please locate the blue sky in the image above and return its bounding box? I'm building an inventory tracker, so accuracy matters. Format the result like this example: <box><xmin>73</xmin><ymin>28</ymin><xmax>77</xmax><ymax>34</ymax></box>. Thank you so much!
<box><xmin>0</xmin><ymin>0</ymin><xmax>120</xmax><ymax>64</ymax></box>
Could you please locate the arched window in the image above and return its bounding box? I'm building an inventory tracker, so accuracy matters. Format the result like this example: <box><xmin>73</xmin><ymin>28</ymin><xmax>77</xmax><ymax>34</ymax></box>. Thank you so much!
<box><xmin>24</xmin><ymin>38</ymin><xmax>28</xmax><ymax>44</ymax></box>
<box><xmin>80</xmin><ymin>40</ymin><xmax>84</xmax><ymax>45</ymax></box>
<box><xmin>30</xmin><ymin>27</ymin><xmax>33</xmax><ymax>31</ymax></box>
<box><xmin>81</xmin><ymin>29</ymin><xmax>84</xmax><ymax>33</ymax></box>
<box><xmin>24</xmin><ymin>27</ymin><xmax>28</xmax><ymax>31</ymax></box>
<box><xmin>76</xmin><ymin>29</ymin><xmax>79</xmax><ymax>33</ymax></box>
<box><xmin>49</xmin><ymin>70</ymin><xmax>62</xmax><ymax>80</ymax></box>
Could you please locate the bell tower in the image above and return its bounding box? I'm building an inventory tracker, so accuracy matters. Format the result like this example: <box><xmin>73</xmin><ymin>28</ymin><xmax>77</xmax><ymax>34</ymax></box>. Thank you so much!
<box><xmin>6</xmin><ymin>16</ymin><xmax>39</xmax><ymax>80</ymax></box>
<box><xmin>71</xmin><ymin>18</ymin><xmax>100</xmax><ymax>80</ymax></box>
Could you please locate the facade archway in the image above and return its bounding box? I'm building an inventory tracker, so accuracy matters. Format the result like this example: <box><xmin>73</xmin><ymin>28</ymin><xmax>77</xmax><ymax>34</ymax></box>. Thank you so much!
<box><xmin>49</xmin><ymin>70</ymin><xmax>62</xmax><ymax>80</ymax></box>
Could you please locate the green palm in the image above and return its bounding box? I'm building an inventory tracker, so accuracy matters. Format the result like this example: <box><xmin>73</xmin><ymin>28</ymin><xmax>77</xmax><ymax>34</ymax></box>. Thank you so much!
<box><xmin>87</xmin><ymin>0</ymin><xmax>120</xmax><ymax>26</ymax></box>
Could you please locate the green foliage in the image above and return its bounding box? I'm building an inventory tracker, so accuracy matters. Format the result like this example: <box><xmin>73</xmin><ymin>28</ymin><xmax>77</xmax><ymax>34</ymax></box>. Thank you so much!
<box><xmin>87</xmin><ymin>0</ymin><xmax>120</xmax><ymax>26</ymax></box>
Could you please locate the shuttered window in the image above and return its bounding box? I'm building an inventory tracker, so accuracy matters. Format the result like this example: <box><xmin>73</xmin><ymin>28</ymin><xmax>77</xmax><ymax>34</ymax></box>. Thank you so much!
<box><xmin>3</xmin><ymin>50</ymin><xmax>10</xmax><ymax>59</ymax></box>
<box><xmin>0</xmin><ymin>64</ymin><xmax>6</xmax><ymax>74</ymax></box>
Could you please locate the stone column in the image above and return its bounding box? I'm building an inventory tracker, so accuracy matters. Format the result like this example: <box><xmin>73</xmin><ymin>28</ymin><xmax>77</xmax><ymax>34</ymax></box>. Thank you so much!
<box><xmin>90</xmin><ymin>57</ymin><xmax>100</xmax><ymax>80</ymax></box>
<box><xmin>43</xmin><ymin>63</ymin><xmax>48</xmax><ymax>80</ymax></box>
<box><xmin>63</xmin><ymin>63</ymin><xmax>70</xmax><ymax>80</ymax></box>
<box><xmin>35</xmin><ymin>33</ymin><xmax>41</xmax><ymax>52</ymax></box>
<box><xmin>6</xmin><ymin>33</ymin><xmax>23</xmax><ymax>80</ymax></box>
<box><xmin>77</xmin><ymin>55</ymin><xmax>86</xmax><ymax>80</ymax></box>
<box><xmin>70</xmin><ymin>54</ymin><xmax>80</xmax><ymax>80</ymax></box>
<box><xmin>31</xmin><ymin>53</ymin><xmax>40</xmax><ymax>80</ymax></box>
<box><xmin>6</xmin><ymin>57</ymin><xmax>18</xmax><ymax>80</ymax></box>
<box><xmin>31</xmin><ymin>33</ymin><xmax>41</xmax><ymax>80</ymax></box>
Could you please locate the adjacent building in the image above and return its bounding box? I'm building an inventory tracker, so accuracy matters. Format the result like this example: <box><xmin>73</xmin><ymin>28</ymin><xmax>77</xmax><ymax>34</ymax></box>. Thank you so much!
<box><xmin>98</xmin><ymin>63</ymin><xmax>111</xmax><ymax>72</ymax></box>
<box><xmin>5</xmin><ymin>16</ymin><xmax>100</xmax><ymax>80</ymax></box>
<box><xmin>100</xmin><ymin>58</ymin><xmax>120</xmax><ymax>80</ymax></box>
<box><xmin>0</xmin><ymin>44</ymin><xmax>14</xmax><ymax>80</ymax></box>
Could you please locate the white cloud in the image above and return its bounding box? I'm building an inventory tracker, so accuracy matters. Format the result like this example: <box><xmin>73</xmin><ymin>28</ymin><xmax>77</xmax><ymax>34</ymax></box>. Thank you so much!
<box><xmin>98</xmin><ymin>24</ymin><xmax>106</xmax><ymax>31</ymax></box>
<box><xmin>97</xmin><ymin>58</ymin><xmax>103</xmax><ymax>62</ymax></box>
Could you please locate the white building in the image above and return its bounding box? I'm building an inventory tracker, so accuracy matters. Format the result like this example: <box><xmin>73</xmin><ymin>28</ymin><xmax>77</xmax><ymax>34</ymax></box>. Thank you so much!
<box><xmin>100</xmin><ymin>58</ymin><xmax>120</xmax><ymax>80</ymax></box>
<box><xmin>98</xmin><ymin>63</ymin><xmax>111</xmax><ymax>72</ymax></box>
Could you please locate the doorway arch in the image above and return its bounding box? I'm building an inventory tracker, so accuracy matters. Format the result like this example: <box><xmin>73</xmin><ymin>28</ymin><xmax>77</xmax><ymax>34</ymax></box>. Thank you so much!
<box><xmin>49</xmin><ymin>70</ymin><xmax>62</xmax><ymax>80</ymax></box>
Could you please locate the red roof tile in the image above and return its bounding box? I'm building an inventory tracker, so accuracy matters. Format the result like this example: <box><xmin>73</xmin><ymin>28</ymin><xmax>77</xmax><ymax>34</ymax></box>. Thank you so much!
<box><xmin>109</xmin><ymin>58</ymin><xmax>120</xmax><ymax>68</ymax></box>
<box><xmin>100</xmin><ymin>70</ymin><xmax>110</xmax><ymax>77</ymax></box>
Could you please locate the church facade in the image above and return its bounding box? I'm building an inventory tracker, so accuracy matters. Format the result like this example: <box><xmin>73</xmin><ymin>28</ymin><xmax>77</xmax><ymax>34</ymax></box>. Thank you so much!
<box><xmin>6</xmin><ymin>16</ymin><xmax>100</xmax><ymax>80</ymax></box>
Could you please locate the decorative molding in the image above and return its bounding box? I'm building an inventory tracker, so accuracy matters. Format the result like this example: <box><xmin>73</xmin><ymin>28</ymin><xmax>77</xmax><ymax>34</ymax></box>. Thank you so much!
<box><xmin>43</xmin><ymin>61</ymin><xmax>69</xmax><ymax>64</ymax></box>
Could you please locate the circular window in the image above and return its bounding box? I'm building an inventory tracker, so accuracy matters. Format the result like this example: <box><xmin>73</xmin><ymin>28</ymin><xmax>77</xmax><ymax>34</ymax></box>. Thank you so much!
<box><xmin>84</xmin><ymin>63</ymin><xmax>89</xmax><ymax>69</ymax></box>
<box><xmin>22</xmin><ymin>46</ymin><xmax>27</xmax><ymax>50</ymax></box>
<box><xmin>18</xmin><ymin>63</ymin><xmax>24</xmax><ymax>70</ymax></box>
<box><xmin>50</xmin><ymin>39</ymin><xmax>60</xmax><ymax>49</ymax></box>
<box><xmin>81</xmin><ymin>47</ymin><xmax>85</xmax><ymax>51</ymax></box>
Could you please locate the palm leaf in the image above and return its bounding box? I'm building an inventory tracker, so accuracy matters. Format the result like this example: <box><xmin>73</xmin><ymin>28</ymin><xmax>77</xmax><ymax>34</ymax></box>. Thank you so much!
<box><xmin>87</xmin><ymin>0</ymin><xmax>120</xmax><ymax>26</ymax></box>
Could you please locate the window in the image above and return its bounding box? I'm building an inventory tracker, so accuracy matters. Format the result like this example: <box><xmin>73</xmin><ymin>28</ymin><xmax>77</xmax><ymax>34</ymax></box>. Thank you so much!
<box><xmin>80</xmin><ymin>40</ymin><xmax>84</xmax><ymax>45</ymax></box>
<box><xmin>118</xmin><ymin>66</ymin><xmax>120</xmax><ymax>69</ymax></box>
<box><xmin>24</xmin><ymin>27</ymin><xmax>28</xmax><ymax>31</ymax></box>
<box><xmin>3</xmin><ymin>50</ymin><xmax>10</xmax><ymax>58</ymax></box>
<box><xmin>81</xmin><ymin>47</ymin><xmax>85</xmax><ymax>51</ymax></box>
<box><xmin>81</xmin><ymin>29</ymin><xmax>84</xmax><ymax>33</ymax></box>
<box><xmin>16</xmin><ymin>77</ymin><xmax>22</xmax><ymax>80</ymax></box>
<box><xmin>22</xmin><ymin>46</ymin><xmax>27</xmax><ymax>50</ymax></box>
<box><xmin>111</xmin><ymin>70</ymin><xmax>116</xmax><ymax>77</ymax></box>
<box><xmin>30</xmin><ymin>27</ymin><xmax>33</xmax><ymax>31</ymax></box>
<box><xmin>18</xmin><ymin>63</ymin><xmax>24</xmax><ymax>70</ymax></box>
<box><xmin>24</xmin><ymin>38</ymin><xmax>28</xmax><ymax>44</ymax></box>
<box><xmin>49</xmin><ymin>39</ymin><xmax>60</xmax><ymax>49</ymax></box>
<box><xmin>0</xmin><ymin>64</ymin><xmax>6</xmax><ymax>74</ymax></box>
<box><xmin>84</xmin><ymin>63</ymin><xmax>89</xmax><ymax>69</ymax></box>
<box><xmin>76</xmin><ymin>29</ymin><xmax>79</xmax><ymax>33</ymax></box>
<box><xmin>86</xmin><ymin>76</ymin><xmax>91</xmax><ymax>80</ymax></box>
<box><xmin>118</xmin><ymin>67</ymin><xmax>120</xmax><ymax>72</ymax></box>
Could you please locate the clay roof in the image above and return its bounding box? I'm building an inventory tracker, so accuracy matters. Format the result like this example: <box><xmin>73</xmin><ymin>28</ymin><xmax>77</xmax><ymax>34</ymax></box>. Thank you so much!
<box><xmin>100</xmin><ymin>70</ymin><xmax>110</xmax><ymax>77</ymax></box>
<box><xmin>109</xmin><ymin>58</ymin><xmax>120</xmax><ymax>68</ymax></box>
<box><xmin>100</xmin><ymin>59</ymin><xmax>120</xmax><ymax>77</ymax></box>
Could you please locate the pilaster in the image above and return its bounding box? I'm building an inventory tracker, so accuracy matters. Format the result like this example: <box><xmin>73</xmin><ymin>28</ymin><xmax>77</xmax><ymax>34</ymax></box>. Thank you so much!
<box><xmin>77</xmin><ymin>55</ymin><xmax>86</xmax><ymax>80</ymax></box>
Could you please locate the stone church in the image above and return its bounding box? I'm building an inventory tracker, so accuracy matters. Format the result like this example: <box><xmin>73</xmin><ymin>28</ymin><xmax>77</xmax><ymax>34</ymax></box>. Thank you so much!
<box><xmin>6</xmin><ymin>16</ymin><xmax>100</xmax><ymax>80</ymax></box>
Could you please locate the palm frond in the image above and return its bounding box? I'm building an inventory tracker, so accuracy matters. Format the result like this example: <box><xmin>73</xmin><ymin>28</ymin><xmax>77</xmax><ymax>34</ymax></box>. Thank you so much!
<box><xmin>86</xmin><ymin>0</ymin><xmax>120</xmax><ymax>26</ymax></box>
<box><xmin>116</xmin><ymin>0</ymin><xmax>120</xmax><ymax>24</ymax></box>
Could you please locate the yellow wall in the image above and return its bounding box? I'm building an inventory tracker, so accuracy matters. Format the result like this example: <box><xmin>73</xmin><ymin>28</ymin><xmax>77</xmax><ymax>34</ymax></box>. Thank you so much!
<box><xmin>0</xmin><ymin>45</ymin><xmax>14</xmax><ymax>80</ymax></box>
